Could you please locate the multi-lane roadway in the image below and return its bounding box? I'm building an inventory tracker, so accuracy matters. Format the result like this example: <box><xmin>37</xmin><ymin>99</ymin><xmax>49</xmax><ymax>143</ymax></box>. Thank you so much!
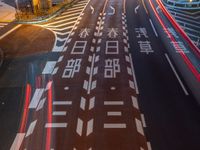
<box><xmin>0</xmin><ymin>0</ymin><xmax>200</xmax><ymax>150</ymax></box>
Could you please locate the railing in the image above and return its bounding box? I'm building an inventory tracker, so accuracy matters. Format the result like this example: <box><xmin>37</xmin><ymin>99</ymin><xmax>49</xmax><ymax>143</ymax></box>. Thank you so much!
<box><xmin>163</xmin><ymin>0</ymin><xmax>200</xmax><ymax>10</ymax></box>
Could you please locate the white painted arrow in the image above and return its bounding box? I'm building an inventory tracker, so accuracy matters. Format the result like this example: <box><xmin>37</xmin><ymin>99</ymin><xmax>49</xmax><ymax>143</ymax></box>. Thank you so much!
<box><xmin>109</xmin><ymin>6</ymin><xmax>115</xmax><ymax>15</ymax></box>
<box><xmin>135</xmin><ymin>5</ymin><xmax>140</xmax><ymax>14</ymax></box>
<box><xmin>90</xmin><ymin>5</ymin><xmax>94</xmax><ymax>14</ymax></box>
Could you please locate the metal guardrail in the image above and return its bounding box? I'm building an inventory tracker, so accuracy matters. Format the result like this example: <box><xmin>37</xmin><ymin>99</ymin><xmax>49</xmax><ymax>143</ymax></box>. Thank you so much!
<box><xmin>163</xmin><ymin>0</ymin><xmax>200</xmax><ymax>10</ymax></box>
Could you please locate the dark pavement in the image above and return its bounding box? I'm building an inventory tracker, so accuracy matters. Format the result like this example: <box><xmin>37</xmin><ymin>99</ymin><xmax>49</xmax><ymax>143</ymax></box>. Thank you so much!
<box><xmin>0</xmin><ymin>0</ymin><xmax>200</xmax><ymax>149</ymax></box>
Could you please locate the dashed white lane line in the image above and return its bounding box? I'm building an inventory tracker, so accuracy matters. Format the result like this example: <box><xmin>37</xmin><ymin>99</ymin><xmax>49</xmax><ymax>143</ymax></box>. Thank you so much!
<box><xmin>129</xmin><ymin>54</ymin><xmax>139</xmax><ymax>94</ymax></box>
<box><xmin>25</xmin><ymin>120</ymin><xmax>37</xmax><ymax>137</ymax></box>
<box><xmin>149</xmin><ymin>19</ymin><xmax>158</xmax><ymax>37</ymax></box>
<box><xmin>29</xmin><ymin>88</ymin><xmax>44</xmax><ymax>109</ymax></box>
<box><xmin>104</xmin><ymin>101</ymin><xmax>124</xmax><ymax>105</ymax></box>
<box><xmin>141</xmin><ymin>114</ymin><xmax>147</xmax><ymax>128</ymax></box>
<box><xmin>104</xmin><ymin>123</ymin><xmax>126</xmax><ymax>128</ymax></box>
<box><xmin>86</xmin><ymin>119</ymin><xmax>94</xmax><ymax>136</ymax></box>
<box><xmin>165</xmin><ymin>53</ymin><xmax>189</xmax><ymax>95</ymax></box>
<box><xmin>76</xmin><ymin>118</ymin><xmax>83</xmax><ymax>136</ymax></box>
<box><xmin>135</xmin><ymin>118</ymin><xmax>144</xmax><ymax>136</ymax></box>
<box><xmin>132</xmin><ymin>96</ymin><xmax>139</xmax><ymax>109</ymax></box>
<box><xmin>147</xmin><ymin>142</ymin><xmax>152</xmax><ymax>150</ymax></box>
<box><xmin>10</xmin><ymin>133</ymin><xmax>25</xmax><ymax>150</ymax></box>
<box><xmin>53</xmin><ymin>111</ymin><xmax>67</xmax><ymax>116</ymax></box>
<box><xmin>107</xmin><ymin>111</ymin><xmax>122</xmax><ymax>116</ymax></box>
<box><xmin>36</xmin><ymin>98</ymin><xmax>46</xmax><ymax>111</ymax></box>
<box><xmin>53</xmin><ymin>101</ymin><xmax>72</xmax><ymax>105</ymax></box>
<box><xmin>0</xmin><ymin>25</ymin><xmax>21</xmax><ymax>40</ymax></box>
<box><xmin>89</xmin><ymin>97</ymin><xmax>95</xmax><ymax>110</ymax></box>
<box><xmin>45</xmin><ymin>123</ymin><xmax>67</xmax><ymax>128</ymax></box>
<box><xmin>42</xmin><ymin>61</ymin><xmax>57</xmax><ymax>74</ymax></box>
<box><xmin>80</xmin><ymin>97</ymin><xmax>86</xmax><ymax>110</ymax></box>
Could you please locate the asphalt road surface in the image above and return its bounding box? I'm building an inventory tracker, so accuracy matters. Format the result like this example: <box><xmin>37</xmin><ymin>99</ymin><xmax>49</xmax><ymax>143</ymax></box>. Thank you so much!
<box><xmin>0</xmin><ymin>0</ymin><xmax>200</xmax><ymax>150</ymax></box>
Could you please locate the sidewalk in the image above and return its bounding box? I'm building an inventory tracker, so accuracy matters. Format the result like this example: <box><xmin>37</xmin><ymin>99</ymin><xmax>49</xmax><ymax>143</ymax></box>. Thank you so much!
<box><xmin>0</xmin><ymin>0</ymin><xmax>16</xmax><ymax>22</ymax></box>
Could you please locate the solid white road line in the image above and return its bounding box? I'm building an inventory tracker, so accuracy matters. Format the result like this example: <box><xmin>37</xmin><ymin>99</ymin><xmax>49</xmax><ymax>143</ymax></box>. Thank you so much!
<box><xmin>129</xmin><ymin>54</ymin><xmax>139</xmax><ymax>94</ymax></box>
<box><xmin>141</xmin><ymin>114</ymin><xmax>147</xmax><ymax>127</ymax></box>
<box><xmin>165</xmin><ymin>53</ymin><xmax>189</xmax><ymax>95</ymax></box>
<box><xmin>149</xmin><ymin>19</ymin><xmax>158</xmax><ymax>37</ymax></box>
<box><xmin>53</xmin><ymin>111</ymin><xmax>67</xmax><ymax>116</ymax></box>
<box><xmin>135</xmin><ymin>118</ymin><xmax>144</xmax><ymax>136</ymax></box>
<box><xmin>25</xmin><ymin>120</ymin><xmax>37</xmax><ymax>137</ymax></box>
<box><xmin>45</xmin><ymin>123</ymin><xmax>67</xmax><ymax>128</ymax></box>
<box><xmin>0</xmin><ymin>25</ymin><xmax>21</xmax><ymax>40</ymax></box>
<box><xmin>76</xmin><ymin>118</ymin><xmax>83</xmax><ymax>136</ymax></box>
<box><xmin>10</xmin><ymin>133</ymin><xmax>25</xmax><ymax>150</ymax></box>
<box><xmin>53</xmin><ymin>101</ymin><xmax>72</xmax><ymax>105</ymax></box>
<box><xmin>86</xmin><ymin>119</ymin><xmax>94</xmax><ymax>136</ymax></box>
<box><xmin>104</xmin><ymin>123</ymin><xmax>126</xmax><ymax>128</ymax></box>
<box><xmin>107</xmin><ymin>111</ymin><xmax>122</xmax><ymax>116</ymax></box>
<box><xmin>104</xmin><ymin>101</ymin><xmax>124</xmax><ymax>105</ymax></box>
<box><xmin>29</xmin><ymin>89</ymin><xmax>44</xmax><ymax>109</ymax></box>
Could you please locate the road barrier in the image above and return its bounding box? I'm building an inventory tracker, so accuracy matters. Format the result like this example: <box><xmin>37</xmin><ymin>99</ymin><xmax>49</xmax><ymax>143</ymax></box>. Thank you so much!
<box><xmin>163</xmin><ymin>0</ymin><xmax>200</xmax><ymax>10</ymax></box>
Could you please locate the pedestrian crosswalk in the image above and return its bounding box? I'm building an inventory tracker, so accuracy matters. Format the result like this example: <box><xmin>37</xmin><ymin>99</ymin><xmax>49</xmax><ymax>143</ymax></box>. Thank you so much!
<box><xmin>40</xmin><ymin>0</ymin><xmax>89</xmax><ymax>52</ymax></box>
<box><xmin>0</xmin><ymin>22</ymin><xmax>8</xmax><ymax>30</ymax></box>
<box><xmin>167</xmin><ymin>8</ymin><xmax>200</xmax><ymax>48</ymax></box>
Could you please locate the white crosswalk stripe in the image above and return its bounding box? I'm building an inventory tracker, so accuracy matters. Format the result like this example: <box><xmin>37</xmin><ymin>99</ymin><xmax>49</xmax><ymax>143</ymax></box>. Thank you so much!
<box><xmin>0</xmin><ymin>22</ymin><xmax>8</xmax><ymax>30</ymax></box>
<box><xmin>40</xmin><ymin>0</ymin><xmax>89</xmax><ymax>52</ymax></box>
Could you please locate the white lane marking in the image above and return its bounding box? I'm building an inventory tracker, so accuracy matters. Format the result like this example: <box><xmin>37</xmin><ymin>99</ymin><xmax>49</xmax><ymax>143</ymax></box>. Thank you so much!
<box><xmin>104</xmin><ymin>123</ymin><xmax>126</xmax><ymax>128</ymax></box>
<box><xmin>44</xmin><ymin>20</ymin><xmax>76</xmax><ymax>28</ymax></box>
<box><xmin>57</xmin><ymin>56</ymin><xmax>64</xmax><ymax>63</ymax></box>
<box><xmin>52</xmin><ymin>67</ymin><xmax>59</xmax><ymax>75</ymax></box>
<box><xmin>86</xmin><ymin>119</ymin><xmax>94</xmax><ymax>136</ymax></box>
<box><xmin>129</xmin><ymin>80</ymin><xmax>135</xmax><ymax>89</ymax></box>
<box><xmin>45</xmin><ymin>81</ymin><xmax>53</xmax><ymax>91</ymax></box>
<box><xmin>45</xmin><ymin>123</ymin><xmax>67</xmax><ymax>128</ymax></box>
<box><xmin>25</xmin><ymin>120</ymin><xmax>37</xmax><ymax>137</ymax></box>
<box><xmin>53</xmin><ymin>111</ymin><xmax>67</xmax><ymax>116</ymax></box>
<box><xmin>131</xmin><ymin>96</ymin><xmax>139</xmax><ymax>109</ymax></box>
<box><xmin>109</xmin><ymin>6</ymin><xmax>115</xmax><ymax>15</ymax></box>
<box><xmin>89</xmin><ymin>97</ymin><xmax>95</xmax><ymax>110</ymax></box>
<box><xmin>64</xmin><ymin>86</ymin><xmax>69</xmax><ymax>90</ymax></box>
<box><xmin>76</xmin><ymin>118</ymin><xmax>83</xmax><ymax>136</ymax></box>
<box><xmin>135</xmin><ymin>118</ymin><xmax>144</xmax><ymax>136</ymax></box>
<box><xmin>80</xmin><ymin>97</ymin><xmax>86</xmax><ymax>110</ymax></box>
<box><xmin>141</xmin><ymin>114</ymin><xmax>147</xmax><ymax>127</ymax></box>
<box><xmin>165</xmin><ymin>53</ymin><xmax>189</xmax><ymax>95</ymax></box>
<box><xmin>87</xmin><ymin>54</ymin><xmax>95</xmax><ymax>94</ymax></box>
<box><xmin>129</xmin><ymin>54</ymin><xmax>139</xmax><ymax>94</ymax></box>
<box><xmin>29</xmin><ymin>89</ymin><xmax>44</xmax><ymax>109</ymax></box>
<box><xmin>90</xmin><ymin>5</ymin><xmax>94</xmax><ymax>14</ymax></box>
<box><xmin>147</xmin><ymin>142</ymin><xmax>152</xmax><ymax>150</ymax></box>
<box><xmin>49</xmin><ymin>25</ymin><xmax>74</xmax><ymax>31</ymax></box>
<box><xmin>149</xmin><ymin>19</ymin><xmax>158</xmax><ymax>37</ymax></box>
<box><xmin>53</xmin><ymin>101</ymin><xmax>72</xmax><ymax>105</ymax></box>
<box><xmin>61</xmin><ymin>9</ymin><xmax>83</xmax><ymax>16</ymax></box>
<box><xmin>67</xmin><ymin>5</ymin><xmax>85</xmax><ymax>12</ymax></box>
<box><xmin>127</xmin><ymin>67</ymin><xmax>132</xmax><ymax>75</ymax></box>
<box><xmin>0</xmin><ymin>25</ymin><xmax>21</xmax><ymax>40</ymax></box>
<box><xmin>135</xmin><ymin>5</ymin><xmax>140</xmax><ymax>14</ymax></box>
<box><xmin>107</xmin><ymin>111</ymin><xmax>122</xmax><ymax>116</ymax></box>
<box><xmin>10</xmin><ymin>133</ymin><xmax>25</xmax><ymax>150</ymax></box>
<box><xmin>42</xmin><ymin>61</ymin><xmax>57</xmax><ymax>74</ymax></box>
<box><xmin>36</xmin><ymin>98</ymin><xmax>46</xmax><ymax>111</ymax></box>
<box><xmin>104</xmin><ymin>101</ymin><xmax>124</xmax><ymax>105</ymax></box>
